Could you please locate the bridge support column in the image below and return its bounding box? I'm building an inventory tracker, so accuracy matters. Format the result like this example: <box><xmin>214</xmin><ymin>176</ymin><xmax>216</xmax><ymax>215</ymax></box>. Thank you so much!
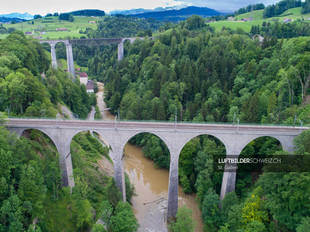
<box><xmin>50</xmin><ymin>43</ymin><xmax>58</xmax><ymax>69</ymax></box>
<box><xmin>117</xmin><ymin>41</ymin><xmax>124</xmax><ymax>61</ymax></box>
<box><xmin>112</xmin><ymin>149</ymin><xmax>126</xmax><ymax>202</ymax></box>
<box><xmin>220</xmin><ymin>160</ymin><xmax>238</xmax><ymax>200</ymax></box>
<box><xmin>167</xmin><ymin>150</ymin><xmax>179</xmax><ymax>220</ymax></box>
<box><xmin>65</xmin><ymin>42</ymin><xmax>75</xmax><ymax>77</ymax></box>
<box><xmin>277</xmin><ymin>136</ymin><xmax>295</xmax><ymax>153</ymax></box>
<box><xmin>57</xmin><ymin>140</ymin><xmax>75</xmax><ymax>188</ymax></box>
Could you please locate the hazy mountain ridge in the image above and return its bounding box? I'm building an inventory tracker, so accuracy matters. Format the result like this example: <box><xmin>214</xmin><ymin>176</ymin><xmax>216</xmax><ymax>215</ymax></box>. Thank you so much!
<box><xmin>69</xmin><ymin>9</ymin><xmax>105</xmax><ymax>16</ymax></box>
<box><xmin>0</xmin><ymin>17</ymin><xmax>26</xmax><ymax>23</ymax></box>
<box><xmin>128</xmin><ymin>6</ymin><xmax>223</xmax><ymax>21</ymax></box>
<box><xmin>110</xmin><ymin>5</ymin><xmax>187</xmax><ymax>15</ymax></box>
<box><xmin>0</xmin><ymin>12</ymin><xmax>33</xmax><ymax>20</ymax></box>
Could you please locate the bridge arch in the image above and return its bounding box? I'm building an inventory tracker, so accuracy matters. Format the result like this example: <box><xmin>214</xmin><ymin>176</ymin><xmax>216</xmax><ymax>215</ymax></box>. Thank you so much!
<box><xmin>235</xmin><ymin>135</ymin><xmax>283</xmax><ymax>198</ymax></box>
<box><xmin>120</xmin><ymin>130</ymin><xmax>171</xmax><ymax>159</ymax></box>
<box><xmin>69</xmin><ymin>129</ymin><xmax>114</xmax><ymax>165</ymax></box>
<box><xmin>121</xmin><ymin>131</ymin><xmax>171</xmax><ymax>214</ymax></box>
<box><xmin>68</xmin><ymin>129</ymin><xmax>113</xmax><ymax>152</ymax></box>
<box><xmin>19</xmin><ymin>128</ymin><xmax>60</xmax><ymax>152</ymax></box>
<box><xmin>178</xmin><ymin>134</ymin><xmax>227</xmax><ymax>188</ymax></box>
<box><xmin>40</xmin><ymin>40</ymin><xmax>75</xmax><ymax>77</ymax></box>
<box><xmin>178</xmin><ymin>133</ymin><xmax>228</xmax><ymax>160</ymax></box>
<box><xmin>238</xmin><ymin>135</ymin><xmax>287</xmax><ymax>155</ymax></box>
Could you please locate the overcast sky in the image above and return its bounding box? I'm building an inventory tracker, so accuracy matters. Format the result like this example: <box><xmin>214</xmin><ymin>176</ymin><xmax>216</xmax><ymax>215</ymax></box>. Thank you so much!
<box><xmin>1</xmin><ymin>0</ymin><xmax>280</xmax><ymax>15</ymax></box>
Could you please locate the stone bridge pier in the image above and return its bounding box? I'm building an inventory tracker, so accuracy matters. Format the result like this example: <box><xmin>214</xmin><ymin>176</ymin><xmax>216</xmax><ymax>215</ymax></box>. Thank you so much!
<box><xmin>50</xmin><ymin>42</ymin><xmax>58</xmax><ymax>69</ymax></box>
<box><xmin>41</xmin><ymin>37</ymin><xmax>145</xmax><ymax>77</ymax></box>
<box><xmin>118</xmin><ymin>37</ymin><xmax>143</xmax><ymax>61</ymax></box>
<box><xmin>41</xmin><ymin>40</ymin><xmax>75</xmax><ymax>77</ymax></box>
<box><xmin>65</xmin><ymin>41</ymin><xmax>75</xmax><ymax>77</ymax></box>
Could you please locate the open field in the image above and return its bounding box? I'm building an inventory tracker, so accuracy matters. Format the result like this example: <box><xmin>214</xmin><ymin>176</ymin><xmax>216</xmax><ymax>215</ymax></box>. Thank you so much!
<box><xmin>1</xmin><ymin>8</ymin><xmax>310</xmax><ymax>38</ymax></box>
<box><xmin>234</xmin><ymin>9</ymin><xmax>264</xmax><ymax>20</ymax></box>
<box><xmin>209</xmin><ymin>7</ymin><xmax>310</xmax><ymax>32</ymax></box>
<box><xmin>1</xmin><ymin>16</ymin><xmax>101</xmax><ymax>39</ymax></box>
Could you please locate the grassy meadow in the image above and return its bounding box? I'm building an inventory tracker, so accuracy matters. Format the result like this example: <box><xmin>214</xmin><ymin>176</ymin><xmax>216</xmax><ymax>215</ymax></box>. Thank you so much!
<box><xmin>1</xmin><ymin>7</ymin><xmax>310</xmax><ymax>39</ymax></box>
<box><xmin>209</xmin><ymin>7</ymin><xmax>310</xmax><ymax>32</ymax></box>
<box><xmin>1</xmin><ymin>16</ymin><xmax>100</xmax><ymax>39</ymax></box>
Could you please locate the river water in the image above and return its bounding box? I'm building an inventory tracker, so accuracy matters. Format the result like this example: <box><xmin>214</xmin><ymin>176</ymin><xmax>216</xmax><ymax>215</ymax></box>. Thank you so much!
<box><xmin>97</xmin><ymin>84</ymin><xmax>203</xmax><ymax>231</ymax></box>
<box><xmin>124</xmin><ymin>144</ymin><xmax>204</xmax><ymax>232</ymax></box>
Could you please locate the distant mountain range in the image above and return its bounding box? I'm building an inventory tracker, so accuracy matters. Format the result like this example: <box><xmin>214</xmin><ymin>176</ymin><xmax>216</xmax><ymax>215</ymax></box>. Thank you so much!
<box><xmin>127</xmin><ymin>6</ymin><xmax>223</xmax><ymax>21</ymax></box>
<box><xmin>0</xmin><ymin>6</ymin><xmax>223</xmax><ymax>24</ymax></box>
<box><xmin>0</xmin><ymin>12</ymin><xmax>33</xmax><ymax>20</ymax></box>
<box><xmin>0</xmin><ymin>17</ymin><xmax>26</xmax><ymax>23</ymax></box>
<box><xmin>110</xmin><ymin>5</ymin><xmax>187</xmax><ymax>15</ymax></box>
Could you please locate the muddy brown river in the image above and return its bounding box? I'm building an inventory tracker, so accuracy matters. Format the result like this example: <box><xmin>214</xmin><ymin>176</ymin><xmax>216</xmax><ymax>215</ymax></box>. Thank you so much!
<box><xmin>124</xmin><ymin>144</ymin><xmax>204</xmax><ymax>232</ymax></box>
<box><xmin>97</xmin><ymin>84</ymin><xmax>203</xmax><ymax>231</ymax></box>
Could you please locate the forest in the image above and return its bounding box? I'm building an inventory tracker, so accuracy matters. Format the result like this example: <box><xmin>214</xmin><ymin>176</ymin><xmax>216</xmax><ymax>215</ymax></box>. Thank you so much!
<box><xmin>75</xmin><ymin>15</ymin><xmax>310</xmax><ymax>231</ymax></box>
<box><xmin>263</xmin><ymin>0</ymin><xmax>310</xmax><ymax>17</ymax></box>
<box><xmin>234</xmin><ymin>3</ymin><xmax>265</xmax><ymax>16</ymax></box>
<box><xmin>0</xmin><ymin>32</ymin><xmax>137</xmax><ymax>231</ymax></box>
<box><xmin>263</xmin><ymin>0</ymin><xmax>302</xmax><ymax>18</ymax></box>
<box><xmin>0</xmin><ymin>32</ymin><xmax>95</xmax><ymax>118</ymax></box>
<box><xmin>250</xmin><ymin>21</ymin><xmax>310</xmax><ymax>38</ymax></box>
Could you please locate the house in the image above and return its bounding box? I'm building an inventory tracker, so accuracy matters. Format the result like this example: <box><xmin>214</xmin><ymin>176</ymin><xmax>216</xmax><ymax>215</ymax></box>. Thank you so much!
<box><xmin>86</xmin><ymin>80</ymin><xmax>94</xmax><ymax>93</ymax></box>
<box><xmin>242</xmin><ymin>17</ymin><xmax>253</xmax><ymax>22</ymax></box>
<box><xmin>283</xmin><ymin>18</ymin><xmax>292</xmax><ymax>23</ymax></box>
<box><xmin>227</xmin><ymin>16</ymin><xmax>235</xmax><ymax>21</ymax></box>
<box><xmin>88</xmin><ymin>21</ymin><xmax>96</xmax><ymax>24</ymax></box>
<box><xmin>78</xmin><ymin>72</ymin><xmax>89</xmax><ymax>85</ymax></box>
<box><xmin>253</xmin><ymin>34</ymin><xmax>264</xmax><ymax>43</ymax></box>
<box><xmin>56</xmin><ymin>28</ymin><xmax>68</xmax><ymax>31</ymax></box>
<box><xmin>25</xmin><ymin>31</ymin><xmax>32</xmax><ymax>35</ymax></box>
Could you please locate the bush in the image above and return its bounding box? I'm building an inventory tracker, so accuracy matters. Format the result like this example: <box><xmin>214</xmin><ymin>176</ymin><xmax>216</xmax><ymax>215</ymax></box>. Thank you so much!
<box><xmin>169</xmin><ymin>206</ymin><xmax>195</xmax><ymax>232</ymax></box>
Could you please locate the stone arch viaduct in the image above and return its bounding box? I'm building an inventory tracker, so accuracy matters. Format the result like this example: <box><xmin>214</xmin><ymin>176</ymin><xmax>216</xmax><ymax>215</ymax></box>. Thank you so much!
<box><xmin>40</xmin><ymin>37</ymin><xmax>143</xmax><ymax>77</ymax></box>
<box><xmin>5</xmin><ymin>119</ymin><xmax>308</xmax><ymax>219</ymax></box>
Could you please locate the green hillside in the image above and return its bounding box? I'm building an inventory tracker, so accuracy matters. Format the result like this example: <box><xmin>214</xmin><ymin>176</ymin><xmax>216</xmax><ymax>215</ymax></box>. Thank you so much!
<box><xmin>280</xmin><ymin>7</ymin><xmax>303</xmax><ymax>17</ymax></box>
<box><xmin>1</xmin><ymin>16</ymin><xmax>100</xmax><ymax>39</ymax></box>
<box><xmin>210</xmin><ymin>7</ymin><xmax>310</xmax><ymax>32</ymax></box>
<box><xmin>234</xmin><ymin>9</ymin><xmax>264</xmax><ymax>20</ymax></box>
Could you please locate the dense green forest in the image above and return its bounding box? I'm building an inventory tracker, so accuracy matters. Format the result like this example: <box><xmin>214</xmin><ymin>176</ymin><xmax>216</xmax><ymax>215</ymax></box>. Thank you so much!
<box><xmin>250</xmin><ymin>21</ymin><xmax>310</xmax><ymax>38</ymax></box>
<box><xmin>77</xmin><ymin>15</ymin><xmax>310</xmax><ymax>231</ymax></box>
<box><xmin>102</xmin><ymin>18</ymin><xmax>310</xmax><ymax>125</ymax></box>
<box><xmin>86</xmin><ymin>16</ymin><xmax>163</xmax><ymax>38</ymax></box>
<box><xmin>0</xmin><ymin>123</ymin><xmax>137</xmax><ymax>231</ymax></box>
<box><xmin>0</xmin><ymin>32</ymin><xmax>95</xmax><ymax>119</ymax></box>
<box><xmin>0</xmin><ymin>31</ymin><xmax>137</xmax><ymax>231</ymax></box>
<box><xmin>235</xmin><ymin>3</ymin><xmax>265</xmax><ymax>15</ymax></box>
<box><xmin>302</xmin><ymin>0</ymin><xmax>310</xmax><ymax>14</ymax></box>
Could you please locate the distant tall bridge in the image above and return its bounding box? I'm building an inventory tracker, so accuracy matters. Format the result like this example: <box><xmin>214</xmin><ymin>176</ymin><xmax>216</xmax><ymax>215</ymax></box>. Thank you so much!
<box><xmin>6</xmin><ymin>118</ymin><xmax>308</xmax><ymax>219</ymax></box>
<box><xmin>40</xmin><ymin>37</ymin><xmax>143</xmax><ymax>77</ymax></box>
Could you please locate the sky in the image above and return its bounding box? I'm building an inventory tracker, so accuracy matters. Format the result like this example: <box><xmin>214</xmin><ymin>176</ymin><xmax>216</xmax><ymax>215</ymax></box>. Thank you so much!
<box><xmin>0</xmin><ymin>0</ymin><xmax>280</xmax><ymax>15</ymax></box>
